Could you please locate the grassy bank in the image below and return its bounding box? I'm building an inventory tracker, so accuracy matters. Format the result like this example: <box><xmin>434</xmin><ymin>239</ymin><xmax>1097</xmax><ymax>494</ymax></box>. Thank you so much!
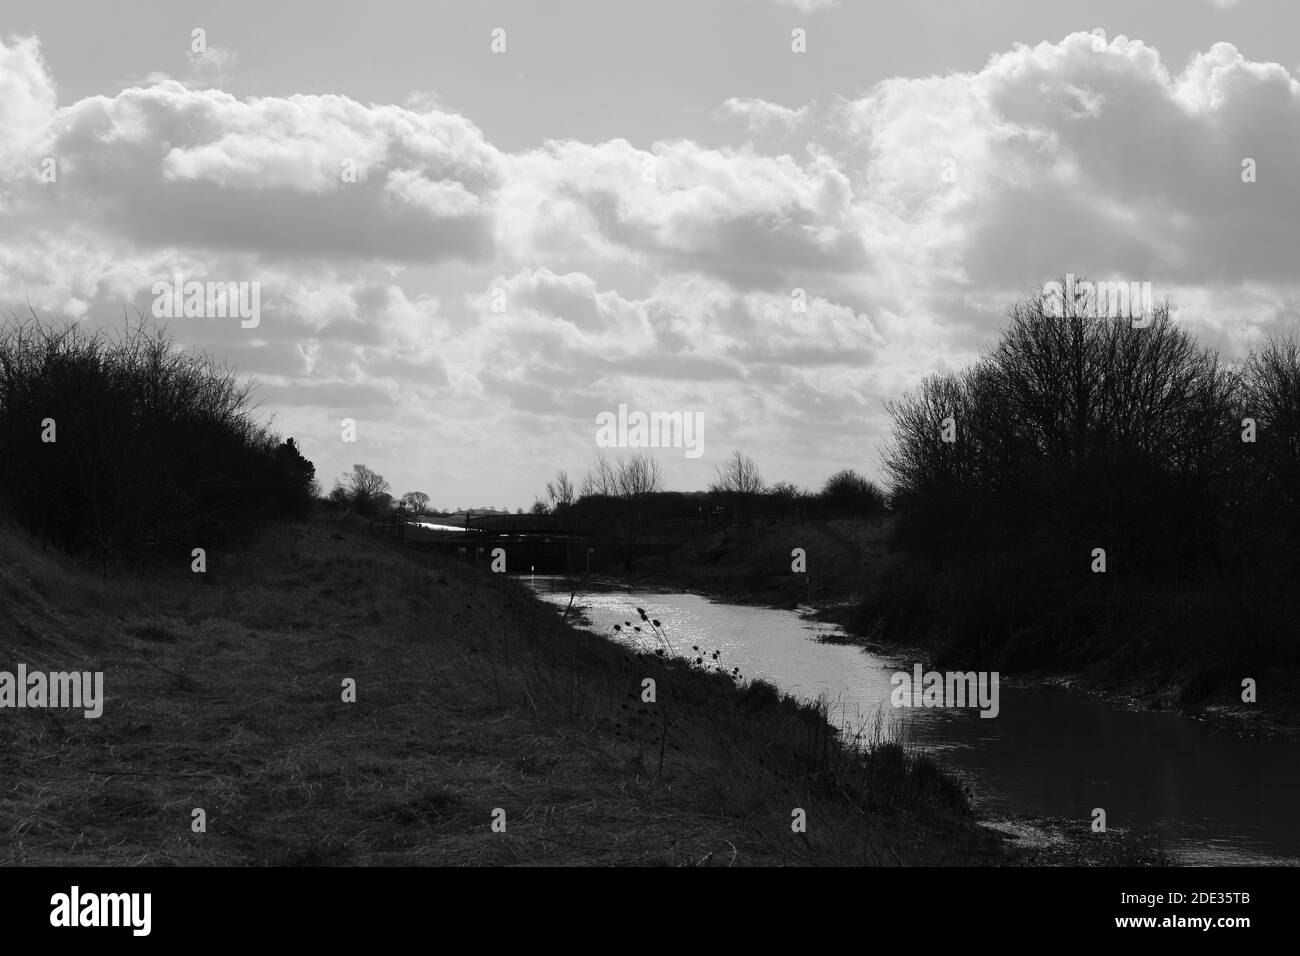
<box><xmin>0</xmin><ymin>509</ymin><xmax>1043</xmax><ymax>866</ymax></box>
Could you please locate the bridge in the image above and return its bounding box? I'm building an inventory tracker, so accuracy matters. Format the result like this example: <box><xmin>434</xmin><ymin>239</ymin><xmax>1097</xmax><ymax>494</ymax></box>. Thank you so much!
<box><xmin>463</xmin><ymin>512</ymin><xmax>606</xmax><ymax>536</ymax></box>
<box><xmin>462</xmin><ymin>508</ymin><xmax>729</xmax><ymax>540</ymax></box>
<box><xmin>373</xmin><ymin>507</ymin><xmax>729</xmax><ymax>572</ymax></box>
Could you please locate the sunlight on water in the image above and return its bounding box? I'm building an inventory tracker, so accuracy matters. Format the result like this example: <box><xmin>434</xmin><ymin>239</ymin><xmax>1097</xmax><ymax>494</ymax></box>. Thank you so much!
<box><xmin>528</xmin><ymin>575</ymin><xmax>1300</xmax><ymax>867</ymax></box>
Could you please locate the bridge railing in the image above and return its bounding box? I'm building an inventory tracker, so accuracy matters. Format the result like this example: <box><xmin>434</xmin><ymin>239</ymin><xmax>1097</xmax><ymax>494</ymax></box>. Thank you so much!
<box><xmin>463</xmin><ymin>508</ymin><xmax>728</xmax><ymax>538</ymax></box>
<box><xmin>464</xmin><ymin>513</ymin><xmax>575</xmax><ymax>534</ymax></box>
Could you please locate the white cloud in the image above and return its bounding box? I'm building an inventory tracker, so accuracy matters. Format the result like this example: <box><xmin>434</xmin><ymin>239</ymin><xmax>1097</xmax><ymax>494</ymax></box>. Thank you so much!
<box><xmin>3</xmin><ymin>29</ymin><xmax>1300</xmax><ymax>500</ymax></box>
<box><xmin>497</xmin><ymin>137</ymin><xmax>864</xmax><ymax>288</ymax></box>
<box><xmin>0</xmin><ymin>36</ymin><xmax>57</xmax><ymax>174</ymax></box>
<box><xmin>719</xmin><ymin>97</ymin><xmax>809</xmax><ymax>132</ymax></box>
<box><xmin>836</xmin><ymin>31</ymin><xmax>1300</xmax><ymax>299</ymax></box>
<box><xmin>384</xmin><ymin>168</ymin><xmax>482</xmax><ymax>217</ymax></box>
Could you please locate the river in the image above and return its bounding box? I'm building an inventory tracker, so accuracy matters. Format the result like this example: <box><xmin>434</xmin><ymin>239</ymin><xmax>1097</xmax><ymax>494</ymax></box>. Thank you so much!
<box><xmin>525</xmin><ymin>574</ymin><xmax>1300</xmax><ymax>866</ymax></box>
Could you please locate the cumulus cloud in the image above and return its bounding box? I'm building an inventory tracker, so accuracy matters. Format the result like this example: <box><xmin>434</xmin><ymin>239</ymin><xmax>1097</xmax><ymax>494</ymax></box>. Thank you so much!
<box><xmin>0</xmin><ymin>62</ymin><xmax>504</xmax><ymax>280</ymax></box>
<box><xmin>2</xmin><ymin>29</ymin><xmax>1299</xmax><ymax>500</ymax></box>
<box><xmin>834</xmin><ymin>30</ymin><xmax>1300</xmax><ymax>344</ymax></box>
<box><xmin>498</xmin><ymin>138</ymin><xmax>865</xmax><ymax>289</ymax></box>
<box><xmin>0</xmin><ymin>36</ymin><xmax>57</xmax><ymax>174</ymax></box>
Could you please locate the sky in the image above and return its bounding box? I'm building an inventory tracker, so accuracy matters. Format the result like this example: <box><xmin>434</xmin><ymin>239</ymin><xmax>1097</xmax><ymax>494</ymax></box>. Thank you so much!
<box><xmin>2</xmin><ymin>0</ymin><xmax>1299</xmax><ymax>510</ymax></box>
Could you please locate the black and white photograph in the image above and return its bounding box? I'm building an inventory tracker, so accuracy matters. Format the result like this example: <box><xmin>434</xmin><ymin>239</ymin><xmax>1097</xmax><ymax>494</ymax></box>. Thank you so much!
<box><xmin>0</xmin><ymin>0</ymin><xmax>1295</xmax><ymax>935</ymax></box>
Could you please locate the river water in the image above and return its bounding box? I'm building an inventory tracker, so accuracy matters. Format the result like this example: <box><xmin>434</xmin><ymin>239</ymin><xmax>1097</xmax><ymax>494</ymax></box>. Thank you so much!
<box><xmin>525</xmin><ymin>575</ymin><xmax>1300</xmax><ymax>866</ymax></box>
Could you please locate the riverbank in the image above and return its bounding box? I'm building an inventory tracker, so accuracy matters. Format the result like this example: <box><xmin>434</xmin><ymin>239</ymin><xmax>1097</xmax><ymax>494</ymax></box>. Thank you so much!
<box><xmin>1</xmin><ymin>509</ymin><xmax>1144</xmax><ymax>866</ymax></box>
<box><xmin>609</xmin><ymin>514</ymin><xmax>1300</xmax><ymax>738</ymax></box>
<box><xmin>618</xmin><ymin>513</ymin><xmax>884</xmax><ymax>621</ymax></box>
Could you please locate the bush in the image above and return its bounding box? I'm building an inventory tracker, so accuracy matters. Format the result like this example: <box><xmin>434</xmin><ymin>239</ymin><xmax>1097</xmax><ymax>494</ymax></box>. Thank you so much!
<box><xmin>0</xmin><ymin>316</ymin><xmax>317</xmax><ymax>571</ymax></box>
<box><xmin>818</xmin><ymin>469</ymin><xmax>887</xmax><ymax>518</ymax></box>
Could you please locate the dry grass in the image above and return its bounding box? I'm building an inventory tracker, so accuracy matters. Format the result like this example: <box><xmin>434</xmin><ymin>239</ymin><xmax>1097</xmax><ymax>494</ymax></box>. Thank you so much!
<box><xmin>0</xmin><ymin>511</ymin><xmax>1007</xmax><ymax>866</ymax></box>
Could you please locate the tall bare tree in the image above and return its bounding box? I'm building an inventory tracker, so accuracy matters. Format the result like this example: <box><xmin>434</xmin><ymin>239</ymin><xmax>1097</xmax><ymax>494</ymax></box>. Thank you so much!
<box><xmin>710</xmin><ymin>449</ymin><xmax>764</xmax><ymax>495</ymax></box>
<box><xmin>882</xmin><ymin>284</ymin><xmax>1238</xmax><ymax>567</ymax></box>
<box><xmin>1243</xmin><ymin>333</ymin><xmax>1300</xmax><ymax>503</ymax></box>
<box><xmin>545</xmin><ymin>469</ymin><xmax>576</xmax><ymax>510</ymax></box>
<box><xmin>615</xmin><ymin>453</ymin><xmax>662</xmax><ymax>499</ymax></box>
<box><xmin>580</xmin><ymin>453</ymin><xmax>619</xmax><ymax>497</ymax></box>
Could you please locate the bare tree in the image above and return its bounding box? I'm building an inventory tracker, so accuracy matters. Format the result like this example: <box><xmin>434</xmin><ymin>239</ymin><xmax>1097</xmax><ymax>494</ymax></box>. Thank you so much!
<box><xmin>399</xmin><ymin>490</ymin><xmax>430</xmax><ymax>514</ymax></box>
<box><xmin>338</xmin><ymin>463</ymin><xmax>390</xmax><ymax>516</ymax></box>
<box><xmin>881</xmin><ymin>369</ymin><xmax>980</xmax><ymax>499</ymax></box>
<box><xmin>1243</xmin><ymin>333</ymin><xmax>1300</xmax><ymax>491</ymax></box>
<box><xmin>580</xmin><ymin>453</ymin><xmax>619</xmax><ymax>497</ymax></box>
<box><xmin>882</xmin><ymin>284</ymin><xmax>1238</xmax><ymax>565</ymax></box>
<box><xmin>710</xmin><ymin>449</ymin><xmax>764</xmax><ymax>495</ymax></box>
<box><xmin>615</xmin><ymin>453</ymin><xmax>662</xmax><ymax>499</ymax></box>
<box><xmin>545</xmin><ymin>469</ymin><xmax>576</xmax><ymax>510</ymax></box>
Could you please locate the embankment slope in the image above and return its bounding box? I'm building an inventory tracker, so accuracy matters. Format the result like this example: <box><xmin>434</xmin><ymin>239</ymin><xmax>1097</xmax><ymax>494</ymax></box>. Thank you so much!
<box><xmin>1</xmin><ymin>512</ymin><xmax>1015</xmax><ymax>866</ymax></box>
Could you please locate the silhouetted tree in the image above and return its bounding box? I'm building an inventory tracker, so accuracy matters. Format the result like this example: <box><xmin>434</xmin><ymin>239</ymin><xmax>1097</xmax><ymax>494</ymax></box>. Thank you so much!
<box><xmin>883</xmin><ymin>285</ymin><xmax>1238</xmax><ymax>573</ymax></box>
<box><xmin>710</xmin><ymin>450</ymin><xmax>764</xmax><ymax>495</ymax></box>
<box><xmin>1242</xmin><ymin>333</ymin><xmax>1300</xmax><ymax>503</ymax></box>
<box><xmin>615</xmin><ymin>453</ymin><xmax>662</xmax><ymax>499</ymax></box>
<box><xmin>269</xmin><ymin>439</ymin><xmax>318</xmax><ymax>518</ymax></box>
<box><xmin>768</xmin><ymin>481</ymin><xmax>805</xmax><ymax>503</ymax></box>
<box><xmin>399</xmin><ymin>490</ymin><xmax>430</xmax><ymax>514</ymax></box>
<box><xmin>819</xmin><ymin>469</ymin><xmax>887</xmax><ymax>517</ymax></box>
<box><xmin>580</xmin><ymin>454</ymin><xmax>619</xmax><ymax>497</ymax></box>
<box><xmin>335</xmin><ymin>464</ymin><xmax>391</xmax><ymax>517</ymax></box>
<box><xmin>546</xmin><ymin>469</ymin><xmax>576</xmax><ymax>511</ymax></box>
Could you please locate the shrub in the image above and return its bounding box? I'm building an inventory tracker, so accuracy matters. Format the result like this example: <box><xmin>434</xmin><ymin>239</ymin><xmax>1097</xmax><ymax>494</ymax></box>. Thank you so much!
<box><xmin>818</xmin><ymin>469</ymin><xmax>887</xmax><ymax>518</ymax></box>
<box><xmin>0</xmin><ymin>315</ymin><xmax>317</xmax><ymax>571</ymax></box>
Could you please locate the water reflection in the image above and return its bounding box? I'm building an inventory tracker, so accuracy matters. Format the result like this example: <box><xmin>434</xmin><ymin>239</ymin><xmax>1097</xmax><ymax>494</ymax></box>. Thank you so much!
<box><xmin>527</xmin><ymin>575</ymin><xmax>1300</xmax><ymax>865</ymax></box>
